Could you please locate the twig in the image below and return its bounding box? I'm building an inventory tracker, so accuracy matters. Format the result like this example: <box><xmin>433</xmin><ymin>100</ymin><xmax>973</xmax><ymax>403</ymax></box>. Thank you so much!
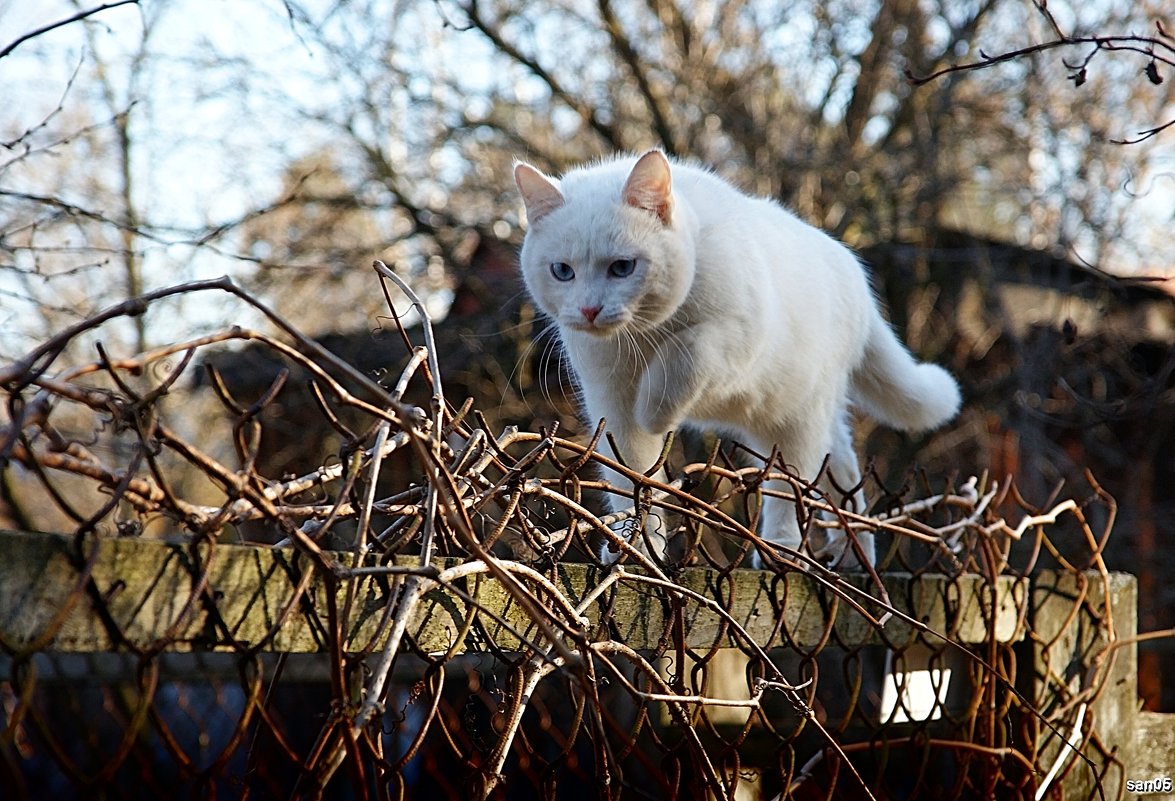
<box><xmin>373</xmin><ymin>260</ymin><xmax>445</xmax><ymax>564</ymax></box>
<box><xmin>1035</xmin><ymin>702</ymin><xmax>1088</xmax><ymax>800</ymax></box>
<box><xmin>906</xmin><ymin>32</ymin><xmax>1175</xmax><ymax>86</ymax></box>
<box><xmin>0</xmin><ymin>1</ymin><xmax>141</xmax><ymax>61</ymax></box>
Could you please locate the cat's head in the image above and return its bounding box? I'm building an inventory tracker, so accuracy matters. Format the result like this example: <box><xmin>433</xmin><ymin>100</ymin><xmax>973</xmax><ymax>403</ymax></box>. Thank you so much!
<box><xmin>513</xmin><ymin>150</ymin><xmax>696</xmax><ymax>337</ymax></box>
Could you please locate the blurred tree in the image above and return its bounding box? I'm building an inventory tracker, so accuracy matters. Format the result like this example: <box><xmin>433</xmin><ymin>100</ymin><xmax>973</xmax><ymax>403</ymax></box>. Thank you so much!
<box><xmin>238</xmin><ymin>150</ymin><xmax>455</xmax><ymax>336</ymax></box>
<box><xmin>4</xmin><ymin>0</ymin><xmax>1169</xmax><ymax>351</ymax></box>
<box><xmin>68</xmin><ymin>0</ymin><xmax>157</xmax><ymax>353</ymax></box>
<box><xmin>0</xmin><ymin>2</ymin><xmax>154</xmax><ymax>358</ymax></box>
<box><xmin>229</xmin><ymin>0</ymin><xmax>1171</xmax><ymax>334</ymax></box>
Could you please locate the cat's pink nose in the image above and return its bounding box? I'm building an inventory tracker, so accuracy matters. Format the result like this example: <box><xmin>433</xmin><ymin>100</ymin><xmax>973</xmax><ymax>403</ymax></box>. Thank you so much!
<box><xmin>580</xmin><ymin>305</ymin><xmax>602</xmax><ymax>323</ymax></box>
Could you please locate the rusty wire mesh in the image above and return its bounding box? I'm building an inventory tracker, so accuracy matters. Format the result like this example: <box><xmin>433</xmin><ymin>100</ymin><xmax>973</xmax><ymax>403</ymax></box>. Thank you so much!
<box><xmin>0</xmin><ymin>263</ymin><xmax>1127</xmax><ymax>800</ymax></box>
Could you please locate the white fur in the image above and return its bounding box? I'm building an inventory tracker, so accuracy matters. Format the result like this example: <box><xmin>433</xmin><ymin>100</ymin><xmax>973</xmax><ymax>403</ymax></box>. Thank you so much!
<box><xmin>514</xmin><ymin>151</ymin><xmax>960</xmax><ymax>568</ymax></box>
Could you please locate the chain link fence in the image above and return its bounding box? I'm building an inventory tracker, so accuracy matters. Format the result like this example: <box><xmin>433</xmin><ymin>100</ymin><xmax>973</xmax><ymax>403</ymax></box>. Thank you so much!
<box><xmin>0</xmin><ymin>265</ymin><xmax>1133</xmax><ymax>799</ymax></box>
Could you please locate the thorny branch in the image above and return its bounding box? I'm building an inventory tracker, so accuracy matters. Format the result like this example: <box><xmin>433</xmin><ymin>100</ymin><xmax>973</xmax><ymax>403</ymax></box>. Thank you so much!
<box><xmin>0</xmin><ymin>267</ymin><xmax>1148</xmax><ymax>798</ymax></box>
<box><xmin>906</xmin><ymin>18</ymin><xmax>1175</xmax><ymax>143</ymax></box>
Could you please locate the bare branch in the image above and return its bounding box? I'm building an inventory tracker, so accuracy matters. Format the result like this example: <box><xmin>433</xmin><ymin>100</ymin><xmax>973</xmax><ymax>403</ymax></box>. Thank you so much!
<box><xmin>906</xmin><ymin>31</ymin><xmax>1175</xmax><ymax>87</ymax></box>
<box><xmin>0</xmin><ymin>1</ymin><xmax>141</xmax><ymax>61</ymax></box>
<box><xmin>458</xmin><ymin>0</ymin><xmax>623</xmax><ymax>149</ymax></box>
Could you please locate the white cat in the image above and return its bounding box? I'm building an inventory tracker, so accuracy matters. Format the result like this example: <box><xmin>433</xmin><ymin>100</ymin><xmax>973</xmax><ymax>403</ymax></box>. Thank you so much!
<box><xmin>513</xmin><ymin>150</ymin><xmax>960</xmax><ymax>568</ymax></box>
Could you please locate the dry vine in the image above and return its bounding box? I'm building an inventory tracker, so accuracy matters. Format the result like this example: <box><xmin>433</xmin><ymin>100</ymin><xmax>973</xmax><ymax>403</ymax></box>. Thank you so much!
<box><xmin>0</xmin><ymin>263</ymin><xmax>1129</xmax><ymax>799</ymax></box>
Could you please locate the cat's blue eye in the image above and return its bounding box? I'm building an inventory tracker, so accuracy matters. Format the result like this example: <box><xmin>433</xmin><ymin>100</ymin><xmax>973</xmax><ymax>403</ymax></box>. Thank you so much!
<box><xmin>608</xmin><ymin>258</ymin><xmax>636</xmax><ymax>278</ymax></box>
<box><xmin>550</xmin><ymin>262</ymin><xmax>574</xmax><ymax>281</ymax></box>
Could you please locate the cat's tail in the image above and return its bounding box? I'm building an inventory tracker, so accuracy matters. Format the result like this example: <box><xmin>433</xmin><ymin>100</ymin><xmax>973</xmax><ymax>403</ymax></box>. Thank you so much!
<box><xmin>850</xmin><ymin>313</ymin><xmax>961</xmax><ymax>432</ymax></box>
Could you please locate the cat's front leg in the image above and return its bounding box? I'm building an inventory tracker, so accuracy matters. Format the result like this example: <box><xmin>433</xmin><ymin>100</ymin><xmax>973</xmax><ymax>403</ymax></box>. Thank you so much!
<box><xmin>748</xmin><ymin>412</ymin><xmax>875</xmax><ymax>571</ymax></box>
<box><xmin>595</xmin><ymin>420</ymin><xmax>675</xmax><ymax>563</ymax></box>
<box><xmin>747</xmin><ymin>420</ymin><xmax>825</xmax><ymax>570</ymax></box>
<box><xmin>752</xmin><ymin>488</ymin><xmax>804</xmax><ymax>569</ymax></box>
<box><xmin>809</xmin><ymin>412</ymin><xmax>875</xmax><ymax>569</ymax></box>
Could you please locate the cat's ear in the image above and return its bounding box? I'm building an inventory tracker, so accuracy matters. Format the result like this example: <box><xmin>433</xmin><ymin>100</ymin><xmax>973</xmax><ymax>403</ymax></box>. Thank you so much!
<box><xmin>514</xmin><ymin>162</ymin><xmax>565</xmax><ymax>224</ymax></box>
<box><xmin>622</xmin><ymin>150</ymin><xmax>673</xmax><ymax>225</ymax></box>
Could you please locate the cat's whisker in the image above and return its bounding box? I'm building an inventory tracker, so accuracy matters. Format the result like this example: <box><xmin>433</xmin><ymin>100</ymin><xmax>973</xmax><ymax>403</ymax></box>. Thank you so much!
<box><xmin>628</xmin><ymin>325</ymin><xmax>675</xmax><ymax>415</ymax></box>
<box><xmin>626</xmin><ymin>315</ymin><xmax>694</xmax><ymax>415</ymax></box>
<box><xmin>461</xmin><ymin>291</ymin><xmax>533</xmax><ymax>339</ymax></box>
<box><xmin>538</xmin><ymin>329</ymin><xmax>568</xmax><ymax>411</ymax></box>
<box><xmin>508</xmin><ymin>322</ymin><xmax>571</xmax><ymax>420</ymax></box>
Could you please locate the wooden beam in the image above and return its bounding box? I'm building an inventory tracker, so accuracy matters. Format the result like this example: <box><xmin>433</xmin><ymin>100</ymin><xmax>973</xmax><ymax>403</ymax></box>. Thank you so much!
<box><xmin>1028</xmin><ymin>569</ymin><xmax>1139</xmax><ymax>799</ymax></box>
<box><xmin>0</xmin><ymin>530</ymin><xmax>1025</xmax><ymax>655</ymax></box>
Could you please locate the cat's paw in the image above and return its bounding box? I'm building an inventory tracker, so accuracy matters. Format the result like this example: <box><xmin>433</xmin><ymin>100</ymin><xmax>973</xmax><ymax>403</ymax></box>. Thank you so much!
<box><xmin>748</xmin><ymin>548</ymin><xmax>766</xmax><ymax>571</ymax></box>
<box><xmin>808</xmin><ymin>529</ymin><xmax>876</xmax><ymax>571</ymax></box>
<box><xmin>599</xmin><ymin>514</ymin><xmax>669</xmax><ymax>564</ymax></box>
